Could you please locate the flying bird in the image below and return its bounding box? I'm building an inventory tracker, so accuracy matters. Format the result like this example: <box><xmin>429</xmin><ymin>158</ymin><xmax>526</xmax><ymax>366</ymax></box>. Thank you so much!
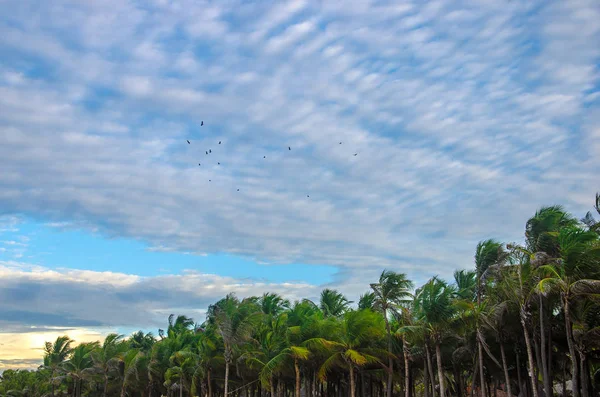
<box><xmin>206</xmin><ymin>151</ymin><xmax>208</xmax><ymax>155</ymax></box>
<box><xmin>209</xmin><ymin>149</ymin><xmax>212</xmax><ymax>153</ymax></box>
<box><xmin>219</xmin><ymin>141</ymin><xmax>221</xmax><ymax>144</ymax></box>
<box><xmin>218</xmin><ymin>162</ymin><xmax>220</xmax><ymax>165</ymax></box>
<box><xmin>198</xmin><ymin>163</ymin><xmax>201</xmax><ymax>166</ymax></box>
<box><xmin>354</xmin><ymin>153</ymin><xmax>358</xmax><ymax>156</ymax></box>
<box><xmin>187</xmin><ymin>140</ymin><xmax>191</xmax><ymax>144</ymax></box>
<box><xmin>209</xmin><ymin>179</ymin><xmax>211</xmax><ymax>182</ymax></box>
<box><xmin>307</xmin><ymin>195</ymin><xmax>310</xmax><ymax>198</ymax></box>
<box><xmin>201</xmin><ymin>121</ymin><xmax>204</xmax><ymax>126</ymax></box>
<box><xmin>237</xmin><ymin>189</ymin><xmax>240</xmax><ymax>191</ymax></box>
<box><xmin>339</xmin><ymin>142</ymin><xmax>342</xmax><ymax>144</ymax></box>
<box><xmin>263</xmin><ymin>156</ymin><xmax>266</xmax><ymax>158</ymax></box>
<box><xmin>288</xmin><ymin>146</ymin><xmax>291</xmax><ymax>150</ymax></box>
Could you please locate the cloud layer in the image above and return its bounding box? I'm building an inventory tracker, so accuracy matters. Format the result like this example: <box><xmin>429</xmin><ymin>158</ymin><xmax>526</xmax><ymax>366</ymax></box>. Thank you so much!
<box><xmin>1</xmin><ymin>0</ymin><xmax>599</xmax><ymax>352</ymax></box>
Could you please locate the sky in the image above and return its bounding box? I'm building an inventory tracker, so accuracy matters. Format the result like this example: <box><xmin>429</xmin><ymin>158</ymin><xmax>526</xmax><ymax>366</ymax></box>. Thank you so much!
<box><xmin>1</xmin><ymin>0</ymin><xmax>599</xmax><ymax>370</ymax></box>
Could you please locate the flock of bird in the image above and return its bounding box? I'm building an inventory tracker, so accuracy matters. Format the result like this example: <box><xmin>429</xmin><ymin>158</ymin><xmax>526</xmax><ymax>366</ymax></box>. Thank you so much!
<box><xmin>187</xmin><ymin>121</ymin><xmax>358</xmax><ymax>198</ymax></box>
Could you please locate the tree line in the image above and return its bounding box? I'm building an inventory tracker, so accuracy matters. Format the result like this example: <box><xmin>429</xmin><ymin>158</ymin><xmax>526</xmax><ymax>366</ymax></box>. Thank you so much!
<box><xmin>1</xmin><ymin>195</ymin><xmax>600</xmax><ymax>397</ymax></box>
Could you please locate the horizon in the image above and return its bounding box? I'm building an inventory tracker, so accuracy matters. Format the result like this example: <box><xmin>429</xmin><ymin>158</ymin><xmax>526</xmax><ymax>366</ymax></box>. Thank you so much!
<box><xmin>1</xmin><ymin>0</ymin><xmax>599</xmax><ymax>372</ymax></box>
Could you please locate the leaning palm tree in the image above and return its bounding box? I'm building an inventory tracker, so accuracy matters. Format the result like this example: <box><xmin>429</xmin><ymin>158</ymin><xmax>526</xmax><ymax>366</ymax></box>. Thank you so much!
<box><xmin>259</xmin><ymin>292</ymin><xmax>291</xmax><ymax>317</ymax></box>
<box><xmin>319</xmin><ymin>288</ymin><xmax>352</xmax><ymax>318</ymax></box>
<box><xmin>537</xmin><ymin>226</ymin><xmax>600</xmax><ymax>397</ymax></box>
<box><xmin>118</xmin><ymin>349</ymin><xmax>147</xmax><ymax>397</ymax></box>
<box><xmin>43</xmin><ymin>336</ymin><xmax>74</xmax><ymax>397</ymax></box>
<box><xmin>414</xmin><ymin>277</ymin><xmax>456</xmax><ymax>397</ymax></box>
<box><xmin>370</xmin><ymin>270</ymin><xmax>413</xmax><ymax>397</ymax></box>
<box><xmin>315</xmin><ymin>309</ymin><xmax>385</xmax><ymax>397</ymax></box>
<box><xmin>207</xmin><ymin>294</ymin><xmax>261</xmax><ymax>397</ymax></box>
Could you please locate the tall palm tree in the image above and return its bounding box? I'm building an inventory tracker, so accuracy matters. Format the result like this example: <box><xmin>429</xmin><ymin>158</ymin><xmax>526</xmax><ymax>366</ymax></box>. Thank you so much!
<box><xmin>319</xmin><ymin>289</ymin><xmax>352</xmax><ymax>317</ymax></box>
<box><xmin>526</xmin><ymin>205</ymin><xmax>579</xmax><ymax>396</ymax></box>
<box><xmin>207</xmin><ymin>294</ymin><xmax>261</xmax><ymax>397</ymax></box>
<box><xmin>315</xmin><ymin>309</ymin><xmax>385</xmax><ymax>397</ymax></box>
<box><xmin>414</xmin><ymin>277</ymin><xmax>456</xmax><ymax>397</ymax></box>
<box><xmin>474</xmin><ymin>239</ymin><xmax>506</xmax><ymax>397</ymax></box>
<box><xmin>371</xmin><ymin>270</ymin><xmax>413</xmax><ymax>397</ymax></box>
<box><xmin>537</xmin><ymin>226</ymin><xmax>600</xmax><ymax>397</ymax></box>
<box><xmin>61</xmin><ymin>342</ymin><xmax>99</xmax><ymax>397</ymax></box>
<box><xmin>129</xmin><ymin>331</ymin><xmax>155</xmax><ymax>353</ymax></box>
<box><xmin>261</xmin><ymin>300</ymin><xmax>323</xmax><ymax>397</ymax></box>
<box><xmin>91</xmin><ymin>333</ymin><xmax>127</xmax><ymax>397</ymax></box>
<box><xmin>119</xmin><ymin>349</ymin><xmax>146</xmax><ymax>397</ymax></box>
<box><xmin>43</xmin><ymin>336</ymin><xmax>74</xmax><ymax>397</ymax></box>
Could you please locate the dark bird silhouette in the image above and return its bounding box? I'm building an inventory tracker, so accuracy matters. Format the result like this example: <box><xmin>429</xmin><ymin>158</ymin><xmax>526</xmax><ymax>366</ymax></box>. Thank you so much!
<box><xmin>288</xmin><ymin>146</ymin><xmax>291</xmax><ymax>150</ymax></box>
<box><xmin>209</xmin><ymin>179</ymin><xmax>211</xmax><ymax>182</ymax></box>
<box><xmin>218</xmin><ymin>162</ymin><xmax>220</xmax><ymax>165</ymax></box>
<box><xmin>354</xmin><ymin>153</ymin><xmax>358</xmax><ymax>156</ymax></box>
<box><xmin>209</xmin><ymin>149</ymin><xmax>211</xmax><ymax>153</ymax></box>
<box><xmin>206</xmin><ymin>151</ymin><xmax>208</xmax><ymax>155</ymax></box>
<box><xmin>263</xmin><ymin>156</ymin><xmax>266</xmax><ymax>158</ymax></box>
<box><xmin>307</xmin><ymin>195</ymin><xmax>310</xmax><ymax>198</ymax></box>
<box><xmin>339</xmin><ymin>142</ymin><xmax>342</xmax><ymax>144</ymax></box>
<box><xmin>201</xmin><ymin>121</ymin><xmax>204</xmax><ymax>126</ymax></box>
<box><xmin>237</xmin><ymin>189</ymin><xmax>240</xmax><ymax>191</ymax></box>
<box><xmin>187</xmin><ymin>140</ymin><xmax>191</xmax><ymax>144</ymax></box>
<box><xmin>219</xmin><ymin>141</ymin><xmax>221</xmax><ymax>144</ymax></box>
<box><xmin>198</xmin><ymin>163</ymin><xmax>201</xmax><ymax>166</ymax></box>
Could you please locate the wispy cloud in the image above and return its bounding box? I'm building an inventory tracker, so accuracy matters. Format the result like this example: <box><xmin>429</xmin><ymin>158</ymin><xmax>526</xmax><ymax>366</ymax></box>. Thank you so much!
<box><xmin>0</xmin><ymin>0</ymin><xmax>599</xmax><ymax>287</ymax></box>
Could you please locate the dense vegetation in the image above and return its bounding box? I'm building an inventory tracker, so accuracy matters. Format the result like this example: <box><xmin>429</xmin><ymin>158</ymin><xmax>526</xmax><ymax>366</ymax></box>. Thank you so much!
<box><xmin>2</xmin><ymin>196</ymin><xmax>600</xmax><ymax>397</ymax></box>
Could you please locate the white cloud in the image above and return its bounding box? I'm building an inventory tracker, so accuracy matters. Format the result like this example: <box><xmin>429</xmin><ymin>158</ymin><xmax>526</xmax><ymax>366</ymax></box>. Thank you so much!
<box><xmin>0</xmin><ymin>0</ymin><xmax>599</xmax><ymax>301</ymax></box>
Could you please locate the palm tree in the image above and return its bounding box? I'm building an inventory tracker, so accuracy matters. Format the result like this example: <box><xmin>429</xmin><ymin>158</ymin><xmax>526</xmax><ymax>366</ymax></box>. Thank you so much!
<box><xmin>474</xmin><ymin>239</ymin><xmax>507</xmax><ymax>397</ymax></box>
<box><xmin>207</xmin><ymin>294</ymin><xmax>261</xmax><ymax>397</ymax></box>
<box><xmin>43</xmin><ymin>336</ymin><xmax>74</xmax><ymax>397</ymax></box>
<box><xmin>260</xmin><ymin>292</ymin><xmax>291</xmax><ymax>317</ymax></box>
<box><xmin>580</xmin><ymin>192</ymin><xmax>600</xmax><ymax>234</ymax></box>
<box><xmin>319</xmin><ymin>289</ymin><xmax>352</xmax><ymax>317</ymax></box>
<box><xmin>129</xmin><ymin>331</ymin><xmax>155</xmax><ymax>352</ymax></box>
<box><xmin>119</xmin><ymin>349</ymin><xmax>146</xmax><ymax>397</ymax></box>
<box><xmin>91</xmin><ymin>333</ymin><xmax>127</xmax><ymax>397</ymax></box>
<box><xmin>371</xmin><ymin>270</ymin><xmax>413</xmax><ymax>397</ymax></box>
<box><xmin>315</xmin><ymin>310</ymin><xmax>385</xmax><ymax>397</ymax></box>
<box><xmin>358</xmin><ymin>292</ymin><xmax>376</xmax><ymax>310</ymax></box>
<box><xmin>504</xmin><ymin>245</ymin><xmax>539</xmax><ymax>397</ymax></box>
<box><xmin>61</xmin><ymin>342</ymin><xmax>98</xmax><ymax>397</ymax></box>
<box><xmin>414</xmin><ymin>277</ymin><xmax>456</xmax><ymax>397</ymax></box>
<box><xmin>537</xmin><ymin>226</ymin><xmax>600</xmax><ymax>397</ymax></box>
<box><xmin>261</xmin><ymin>300</ymin><xmax>324</xmax><ymax>397</ymax></box>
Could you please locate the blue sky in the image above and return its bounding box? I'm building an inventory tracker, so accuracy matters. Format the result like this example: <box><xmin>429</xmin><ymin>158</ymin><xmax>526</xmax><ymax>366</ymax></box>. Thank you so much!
<box><xmin>1</xmin><ymin>0</ymin><xmax>599</xmax><ymax>369</ymax></box>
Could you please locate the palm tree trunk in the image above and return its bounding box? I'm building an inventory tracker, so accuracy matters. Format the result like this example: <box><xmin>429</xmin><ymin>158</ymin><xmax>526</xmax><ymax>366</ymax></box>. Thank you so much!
<box><xmin>579</xmin><ymin>352</ymin><xmax>588</xmax><ymax>397</ymax></box>
<box><xmin>384</xmin><ymin>315</ymin><xmax>394</xmax><ymax>397</ymax></box>
<box><xmin>181</xmin><ymin>375</ymin><xmax>184</xmax><ymax>397</ymax></box>
<box><xmin>103</xmin><ymin>374</ymin><xmax>109</xmax><ymax>397</ymax></box>
<box><xmin>225</xmin><ymin>360</ymin><xmax>230</xmax><ymax>397</ymax></box>
<box><xmin>51</xmin><ymin>369</ymin><xmax>55</xmax><ymax>397</ymax></box>
<box><xmin>539</xmin><ymin>296</ymin><xmax>551</xmax><ymax>397</ymax></box>
<box><xmin>520</xmin><ymin>310</ymin><xmax>539</xmax><ymax>397</ymax></box>
<box><xmin>563</xmin><ymin>296</ymin><xmax>579</xmax><ymax>397</ymax></box>
<box><xmin>472</xmin><ymin>357</ymin><xmax>479</xmax><ymax>397</ymax></box>
<box><xmin>499</xmin><ymin>342</ymin><xmax>512</xmax><ymax>397</ymax></box>
<box><xmin>349</xmin><ymin>366</ymin><xmax>356</xmax><ymax>397</ymax></box>
<box><xmin>478</xmin><ymin>342</ymin><xmax>486</xmax><ymax>397</ymax></box>
<box><xmin>425</xmin><ymin>342</ymin><xmax>437</xmax><ymax>397</ymax></box>
<box><xmin>515</xmin><ymin>350</ymin><xmax>522</xmax><ymax>397</ymax></box>
<box><xmin>424</xmin><ymin>355</ymin><xmax>430</xmax><ymax>397</ymax></box>
<box><xmin>403</xmin><ymin>343</ymin><xmax>411</xmax><ymax>397</ymax></box>
<box><xmin>562</xmin><ymin>363</ymin><xmax>567</xmax><ymax>397</ymax></box>
<box><xmin>435</xmin><ymin>342</ymin><xmax>446</xmax><ymax>397</ymax></box>
<box><xmin>271</xmin><ymin>376</ymin><xmax>276</xmax><ymax>397</ymax></box>
<box><xmin>295</xmin><ymin>358</ymin><xmax>301</xmax><ymax>397</ymax></box>
<box><xmin>208</xmin><ymin>369</ymin><xmax>212</xmax><ymax>397</ymax></box>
